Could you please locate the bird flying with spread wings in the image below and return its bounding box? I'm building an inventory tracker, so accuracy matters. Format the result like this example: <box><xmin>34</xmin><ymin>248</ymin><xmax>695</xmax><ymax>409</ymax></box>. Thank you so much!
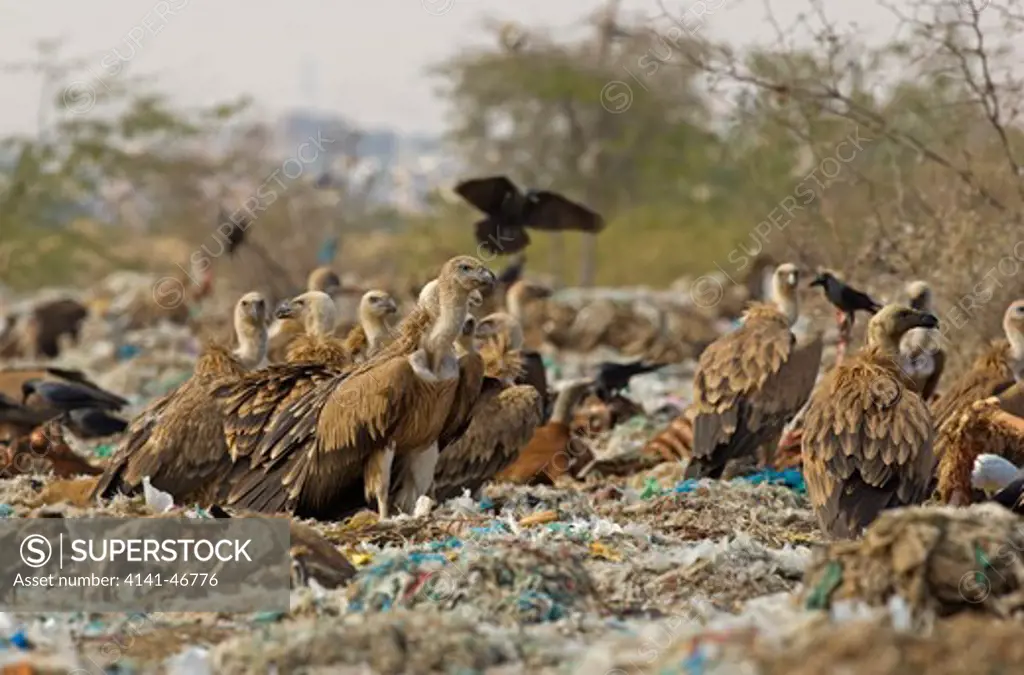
<box><xmin>687</xmin><ymin>263</ymin><xmax>823</xmax><ymax>479</ymax></box>
<box><xmin>91</xmin><ymin>292</ymin><xmax>270</xmax><ymax>505</ymax></box>
<box><xmin>218</xmin><ymin>255</ymin><xmax>496</xmax><ymax>520</ymax></box>
<box><xmin>455</xmin><ymin>176</ymin><xmax>605</xmax><ymax>255</ymax></box>
<box><xmin>802</xmin><ymin>304</ymin><xmax>940</xmax><ymax>539</ymax></box>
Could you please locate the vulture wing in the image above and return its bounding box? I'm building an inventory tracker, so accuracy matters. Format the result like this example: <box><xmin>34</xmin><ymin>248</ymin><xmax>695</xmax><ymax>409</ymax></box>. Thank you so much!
<box><xmin>225</xmin><ymin>357</ymin><xmax>426</xmax><ymax>518</ymax></box>
<box><xmin>455</xmin><ymin>176</ymin><xmax>519</xmax><ymax>216</ymax></box>
<box><xmin>433</xmin><ymin>381</ymin><xmax>543</xmax><ymax>502</ymax></box>
<box><xmin>525</xmin><ymin>191</ymin><xmax>605</xmax><ymax>233</ymax></box>
<box><xmin>931</xmin><ymin>341</ymin><xmax>1014</xmax><ymax>430</ymax></box>
<box><xmin>214</xmin><ymin>362</ymin><xmax>342</xmax><ymax>463</ymax></box>
<box><xmin>802</xmin><ymin>358</ymin><xmax>936</xmax><ymax>538</ymax></box>
<box><xmin>474</xmin><ymin>218</ymin><xmax>530</xmax><ymax>255</ymax></box>
<box><xmin>688</xmin><ymin>310</ymin><xmax>821</xmax><ymax>478</ymax></box>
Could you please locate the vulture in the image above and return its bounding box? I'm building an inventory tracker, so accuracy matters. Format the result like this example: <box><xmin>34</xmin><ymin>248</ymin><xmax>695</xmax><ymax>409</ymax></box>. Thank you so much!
<box><xmin>809</xmin><ymin>270</ymin><xmax>882</xmax><ymax>360</ymax></box>
<box><xmin>431</xmin><ymin>315</ymin><xmax>544</xmax><ymax>501</ymax></box>
<box><xmin>218</xmin><ymin>255</ymin><xmax>496</xmax><ymax>520</ymax></box>
<box><xmin>476</xmin><ymin>312</ymin><xmax>549</xmax><ymax>417</ymax></box>
<box><xmin>341</xmin><ymin>290</ymin><xmax>399</xmax><ymax>362</ymax></box>
<box><xmin>504</xmin><ymin>279</ymin><xmax>553</xmax><ymax>349</ymax></box>
<box><xmin>930</xmin><ymin>299</ymin><xmax>1024</xmax><ymax>446</ymax></box>
<box><xmin>455</xmin><ymin>175</ymin><xmax>605</xmax><ymax>255</ymax></box>
<box><xmin>275</xmin><ymin>291</ymin><xmax>348</xmax><ymax>365</ymax></box>
<box><xmin>496</xmin><ymin>379</ymin><xmax>594</xmax><ymax>485</ymax></box>
<box><xmin>91</xmin><ymin>292</ymin><xmax>269</xmax><ymax>504</ymax></box>
<box><xmin>802</xmin><ymin>304</ymin><xmax>940</xmax><ymax>539</ymax></box>
<box><xmin>935</xmin><ymin>381</ymin><xmax>1024</xmax><ymax>505</ymax></box>
<box><xmin>266</xmin><ymin>266</ymin><xmax>342</xmax><ymax>363</ymax></box>
<box><xmin>899</xmin><ymin>280</ymin><xmax>945</xmax><ymax>400</ymax></box>
<box><xmin>21</xmin><ymin>298</ymin><xmax>89</xmax><ymax>359</ymax></box>
<box><xmin>686</xmin><ymin>263</ymin><xmax>823</xmax><ymax>479</ymax></box>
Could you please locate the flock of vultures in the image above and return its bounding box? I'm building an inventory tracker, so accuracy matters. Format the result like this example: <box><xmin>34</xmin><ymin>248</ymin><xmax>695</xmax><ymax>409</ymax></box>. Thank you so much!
<box><xmin>1</xmin><ymin>175</ymin><xmax>1024</xmax><ymax>550</ymax></box>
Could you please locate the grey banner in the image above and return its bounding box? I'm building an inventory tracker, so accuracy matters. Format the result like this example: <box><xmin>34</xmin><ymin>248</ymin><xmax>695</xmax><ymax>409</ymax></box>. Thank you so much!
<box><xmin>0</xmin><ymin>517</ymin><xmax>291</xmax><ymax>612</ymax></box>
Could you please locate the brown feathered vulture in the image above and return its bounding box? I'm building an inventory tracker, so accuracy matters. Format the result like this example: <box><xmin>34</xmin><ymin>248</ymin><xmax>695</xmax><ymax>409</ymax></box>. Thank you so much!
<box><xmin>266</xmin><ymin>266</ymin><xmax>342</xmax><ymax>363</ymax></box>
<box><xmin>430</xmin><ymin>316</ymin><xmax>544</xmax><ymax>501</ymax></box>
<box><xmin>930</xmin><ymin>300</ymin><xmax>1024</xmax><ymax>436</ymax></box>
<box><xmin>455</xmin><ymin>176</ymin><xmax>605</xmax><ymax>255</ymax></box>
<box><xmin>91</xmin><ymin>292</ymin><xmax>269</xmax><ymax>505</ymax></box>
<box><xmin>275</xmin><ymin>291</ymin><xmax>348</xmax><ymax>365</ymax></box>
<box><xmin>899</xmin><ymin>280</ymin><xmax>945</xmax><ymax>401</ymax></box>
<box><xmin>802</xmin><ymin>304</ymin><xmax>940</xmax><ymax>539</ymax></box>
<box><xmin>496</xmin><ymin>379</ymin><xmax>594</xmax><ymax>485</ymax></box>
<box><xmin>217</xmin><ymin>255</ymin><xmax>496</xmax><ymax>520</ymax></box>
<box><xmin>341</xmin><ymin>290</ymin><xmax>398</xmax><ymax>362</ymax></box>
<box><xmin>686</xmin><ymin>263</ymin><xmax>823</xmax><ymax>479</ymax></box>
<box><xmin>24</xmin><ymin>298</ymin><xmax>88</xmax><ymax>358</ymax></box>
<box><xmin>935</xmin><ymin>381</ymin><xmax>1024</xmax><ymax>506</ymax></box>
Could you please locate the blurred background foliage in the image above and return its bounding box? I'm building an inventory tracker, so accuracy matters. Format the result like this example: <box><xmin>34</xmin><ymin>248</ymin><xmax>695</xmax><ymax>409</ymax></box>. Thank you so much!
<box><xmin>3</xmin><ymin>0</ymin><xmax>1024</xmax><ymax>370</ymax></box>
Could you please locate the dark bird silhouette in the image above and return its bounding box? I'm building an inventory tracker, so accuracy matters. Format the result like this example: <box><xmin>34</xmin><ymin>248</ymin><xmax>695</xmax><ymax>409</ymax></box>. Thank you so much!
<box><xmin>63</xmin><ymin>408</ymin><xmax>128</xmax><ymax>439</ymax></box>
<box><xmin>0</xmin><ymin>394</ymin><xmax>51</xmax><ymax>441</ymax></box>
<box><xmin>992</xmin><ymin>475</ymin><xmax>1024</xmax><ymax>514</ymax></box>
<box><xmin>455</xmin><ymin>176</ymin><xmax>605</xmax><ymax>255</ymax></box>
<box><xmin>593</xmin><ymin>360</ymin><xmax>665</xmax><ymax>400</ymax></box>
<box><xmin>496</xmin><ymin>254</ymin><xmax>527</xmax><ymax>286</ymax></box>
<box><xmin>21</xmin><ymin>379</ymin><xmax>128</xmax><ymax>414</ymax></box>
<box><xmin>809</xmin><ymin>271</ymin><xmax>882</xmax><ymax>361</ymax></box>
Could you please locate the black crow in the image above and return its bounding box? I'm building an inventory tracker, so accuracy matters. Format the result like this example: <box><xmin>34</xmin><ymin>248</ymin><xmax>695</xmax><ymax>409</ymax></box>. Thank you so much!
<box><xmin>21</xmin><ymin>379</ymin><xmax>128</xmax><ymax>414</ymax></box>
<box><xmin>63</xmin><ymin>408</ymin><xmax>129</xmax><ymax>439</ymax></box>
<box><xmin>455</xmin><ymin>176</ymin><xmax>605</xmax><ymax>255</ymax></box>
<box><xmin>809</xmin><ymin>271</ymin><xmax>882</xmax><ymax>317</ymax></box>
<box><xmin>594</xmin><ymin>360</ymin><xmax>665</xmax><ymax>399</ymax></box>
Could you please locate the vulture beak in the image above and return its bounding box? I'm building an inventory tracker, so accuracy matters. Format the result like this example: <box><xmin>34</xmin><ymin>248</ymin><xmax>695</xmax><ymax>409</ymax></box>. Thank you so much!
<box><xmin>274</xmin><ymin>300</ymin><xmax>298</xmax><ymax>320</ymax></box>
<box><xmin>915</xmin><ymin>311</ymin><xmax>940</xmax><ymax>330</ymax></box>
<box><xmin>479</xmin><ymin>269</ymin><xmax>497</xmax><ymax>292</ymax></box>
<box><xmin>248</xmin><ymin>300</ymin><xmax>265</xmax><ymax>323</ymax></box>
<box><xmin>382</xmin><ymin>298</ymin><xmax>398</xmax><ymax>315</ymax></box>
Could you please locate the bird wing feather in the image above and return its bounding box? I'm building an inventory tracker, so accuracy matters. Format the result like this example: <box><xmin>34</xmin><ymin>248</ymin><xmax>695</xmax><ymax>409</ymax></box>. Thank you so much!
<box><xmin>455</xmin><ymin>176</ymin><xmax>519</xmax><ymax>215</ymax></box>
<box><xmin>433</xmin><ymin>382</ymin><xmax>543</xmax><ymax>501</ymax></box>
<box><xmin>526</xmin><ymin>192</ymin><xmax>605</xmax><ymax>233</ymax></box>
<box><xmin>802</xmin><ymin>356</ymin><xmax>936</xmax><ymax>518</ymax></box>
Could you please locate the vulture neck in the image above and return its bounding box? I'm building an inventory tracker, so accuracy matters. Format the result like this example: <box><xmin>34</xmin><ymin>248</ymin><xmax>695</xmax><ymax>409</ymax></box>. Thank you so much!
<box><xmin>1005</xmin><ymin>326</ymin><xmax>1024</xmax><ymax>380</ymax></box>
<box><xmin>551</xmin><ymin>383</ymin><xmax>589</xmax><ymax>427</ymax></box>
<box><xmin>506</xmin><ymin>287</ymin><xmax>526</xmax><ymax>323</ymax></box>
<box><xmin>867</xmin><ymin>328</ymin><xmax>902</xmax><ymax>358</ymax></box>
<box><xmin>361</xmin><ymin>311</ymin><xmax>389</xmax><ymax>353</ymax></box>
<box><xmin>306</xmin><ymin>309</ymin><xmax>336</xmax><ymax>338</ymax></box>
<box><xmin>771</xmin><ymin>285</ymin><xmax>799</xmax><ymax>326</ymax></box>
<box><xmin>424</xmin><ymin>281</ymin><xmax>469</xmax><ymax>369</ymax></box>
<box><xmin>234</xmin><ymin>324</ymin><xmax>267</xmax><ymax>369</ymax></box>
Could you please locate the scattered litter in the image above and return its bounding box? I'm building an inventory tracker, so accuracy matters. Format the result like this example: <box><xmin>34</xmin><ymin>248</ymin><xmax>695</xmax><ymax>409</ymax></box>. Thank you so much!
<box><xmin>142</xmin><ymin>477</ymin><xmax>174</xmax><ymax>513</ymax></box>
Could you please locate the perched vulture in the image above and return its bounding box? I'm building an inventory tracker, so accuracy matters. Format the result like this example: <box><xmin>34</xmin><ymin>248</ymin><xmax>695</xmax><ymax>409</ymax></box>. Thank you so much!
<box><xmin>935</xmin><ymin>381</ymin><xmax>1024</xmax><ymax>505</ymax></box>
<box><xmin>218</xmin><ymin>255</ymin><xmax>496</xmax><ymax>520</ymax></box>
<box><xmin>476</xmin><ymin>311</ymin><xmax>550</xmax><ymax>417</ymax></box>
<box><xmin>455</xmin><ymin>175</ymin><xmax>605</xmax><ymax>255</ymax></box>
<box><xmin>267</xmin><ymin>266</ymin><xmax>342</xmax><ymax>363</ymax></box>
<box><xmin>930</xmin><ymin>300</ymin><xmax>1024</xmax><ymax>452</ymax></box>
<box><xmin>25</xmin><ymin>298</ymin><xmax>89</xmax><ymax>358</ymax></box>
<box><xmin>341</xmin><ymin>290</ymin><xmax>399</xmax><ymax>362</ymax></box>
<box><xmin>899</xmin><ymin>280</ymin><xmax>945</xmax><ymax>400</ymax></box>
<box><xmin>275</xmin><ymin>291</ymin><xmax>348</xmax><ymax>365</ymax></box>
<box><xmin>496</xmin><ymin>379</ymin><xmax>593</xmax><ymax>485</ymax></box>
<box><xmin>686</xmin><ymin>263</ymin><xmax>823</xmax><ymax>479</ymax></box>
<box><xmin>431</xmin><ymin>317</ymin><xmax>544</xmax><ymax>501</ymax></box>
<box><xmin>91</xmin><ymin>292</ymin><xmax>269</xmax><ymax>504</ymax></box>
<box><xmin>802</xmin><ymin>304</ymin><xmax>940</xmax><ymax>539</ymax></box>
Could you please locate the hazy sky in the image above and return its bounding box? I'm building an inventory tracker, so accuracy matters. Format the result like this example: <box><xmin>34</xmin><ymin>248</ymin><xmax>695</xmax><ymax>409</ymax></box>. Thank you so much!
<box><xmin>0</xmin><ymin>0</ymin><xmax>893</xmax><ymax>135</ymax></box>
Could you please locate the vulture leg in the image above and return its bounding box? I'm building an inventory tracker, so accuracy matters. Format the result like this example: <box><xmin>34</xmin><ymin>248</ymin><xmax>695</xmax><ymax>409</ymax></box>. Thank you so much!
<box><xmin>393</xmin><ymin>442</ymin><xmax>440</xmax><ymax>515</ymax></box>
<box><xmin>369</xmin><ymin>444</ymin><xmax>396</xmax><ymax>519</ymax></box>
